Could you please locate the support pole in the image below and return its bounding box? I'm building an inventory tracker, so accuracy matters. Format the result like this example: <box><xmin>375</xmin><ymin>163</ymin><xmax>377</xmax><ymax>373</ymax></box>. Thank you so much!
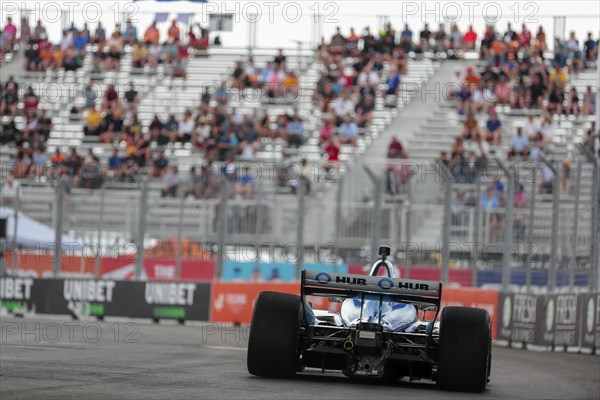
<box><xmin>473</xmin><ymin>176</ymin><xmax>481</xmax><ymax>288</ymax></box>
<box><xmin>295</xmin><ymin>179</ymin><xmax>306</xmax><ymax>281</ymax></box>
<box><xmin>364</xmin><ymin>166</ymin><xmax>383</xmax><ymax>262</ymax></box>
<box><xmin>53</xmin><ymin>181</ymin><xmax>65</xmax><ymax>277</ymax></box>
<box><xmin>540</xmin><ymin>156</ymin><xmax>559</xmax><ymax>292</ymax></box>
<box><xmin>216</xmin><ymin>182</ymin><xmax>228</xmax><ymax>281</ymax></box>
<box><xmin>94</xmin><ymin>184</ymin><xmax>105</xmax><ymax>277</ymax></box>
<box><xmin>495</xmin><ymin>158</ymin><xmax>514</xmax><ymax>292</ymax></box>
<box><xmin>135</xmin><ymin>178</ymin><xmax>148</xmax><ymax>280</ymax></box>
<box><xmin>440</xmin><ymin>163</ymin><xmax>453</xmax><ymax>285</ymax></box>
<box><xmin>176</xmin><ymin>190</ymin><xmax>185</xmax><ymax>281</ymax></box>
<box><xmin>526</xmin><ymin>165</ymin><xmax>537</xmax><ymax>291</ymax></box>
<box><xmin>569</xmin><ymin>160</ymin><xmax>582</xmax><ymax>291</ymax></box>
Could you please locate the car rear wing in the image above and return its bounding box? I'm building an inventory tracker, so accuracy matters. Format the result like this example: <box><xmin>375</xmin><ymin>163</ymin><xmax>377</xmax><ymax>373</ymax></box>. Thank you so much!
<box><xmin>301</xmin><ymin>270</ymin><xmax>442</xmax><ymax>308</ymax></box>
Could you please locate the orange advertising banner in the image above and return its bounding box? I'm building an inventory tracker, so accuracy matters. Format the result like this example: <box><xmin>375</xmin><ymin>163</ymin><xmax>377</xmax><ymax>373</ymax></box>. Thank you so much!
<box><xmin>210</xmin><ymin>283</ymin><xmax>300</xmax><ymax>324</ymax></box>
<box><xmin>211</xmin><ymin>283</ymin><xmax>499</xmax><ymax>334</ymax></box>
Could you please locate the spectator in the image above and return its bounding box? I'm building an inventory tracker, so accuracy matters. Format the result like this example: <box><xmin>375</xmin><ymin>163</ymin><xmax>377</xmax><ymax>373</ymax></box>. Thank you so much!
<box><xmin>214</xmin><ymin>82</ymin><xmax>230</xmax><ymax>106</ymax></box>
<box><xmin>51</xmin><ymin>148</ymin><xmax>66</xmax><ymax>167</ymax></box>
<box><xmin>106</xmin><ymin>147</ymin><xmax>123</xmax><ymax>176</ymax></box>
<box><xmin>132</xmin><ymin>42</ymin><xmax>149</xmax><ymax>69</ymax></box>
<box><xmin>171</xmin><ymin>54</ymin><xmax>188</xmax><ymax>80</ymax></box>
<box><xmin>124</xmin><ymin>82</ymin><xmax>139</xmax><ymax>104</ymax></box>
<box><xmin>84</xmin><ymin>106</ymin><xmax>103</xmax><ymax>136</ymax></box>
<box><xmin>338</xmin><ymin>116</ymin><xmax>359</xmax><ymax>148</ymax></box>
<box><xmin>582</xmin><ymin>86</ymin><xmax>596</xmax><ymax>117</ymax></box>
<box><xmin>151</xmin><ymin>149</ymin><xmax>169</xmax><ymax>179</ymax></box>
<box><xmin>387</xmin><ymin>136</ymin><xmax>407</xmax><ymax>159</ymax></box>
<box><xmin>144</xmin><ymin>21</ymin><xmax>160</xmax><ymax>44</ymax></box>
<box><xmin>103</xmin><ymin>84</ymin><xmax>119</xmax><ymax>109</ymax></box>
<box><xmin>64</xmin><ymin>147</ymin><xmax>84</xmax><ymax>178</ymax></box>
<box><xmin>560</xmin><ymin>159</ymin><xmax>572</xmax><ymax>194</ymax></box>
<box><xmin>33</xmin><ymin>20</ymin><xmax>47</xmax><ymax>41</ymax></box>
<box><xmin>565</xmin><ymin>86</ymin><xmax>580</xmax><ymax>116</ymax></box>
<box><xmin>583</xmin><ymin>32</ymin><xmax>598</xmax><ymax>62</ymax></box>
<box><xmin>2</xmin><ymin>175</ymin><xmax>20</xmax><ymax>203</ymax></box>
<box><xmin>123</xmin><ymin>19</ymin><xmax>138</xmax><ymax>44</ymax></box>
<box><xmin>163</xmin><ymin>114</ymin><xmax>180</xmax><ymax>143</ymax></box>
<box><xmin>161</xmin><ymin>166</ymin><xmax>181</xmax><ymax>197</ymax></box>
<box><xmin>540</xmin><ymin>164</ymin><xmax>555</xmax><ymax>194</ymax></box>
<box><xmin>485</xmin><ymin>111</ymin><xmax>502</xmax><ymax>145</ymax></box>
<box><xmin>323</xmin><ymin>136</ymin><xmax>341</xmax><ymax>163</ymax></box>
<box><xmin>463</xmin><ymin>25</ymin><xmax>477</xmax><ymax>50</ymax></box>
<box><xmin>168</xmin><ymin>19</ymin><xmax>181</xmax><ymax>41</ymax></box>
<box><xmin>104</xmin><ymin>31</ymin><xmax>123</xmax><ymax>71</ymax></box>
<box><xmin>23</xmin><ymin>86</ymin><xmax>39</xmax><ymax>112</ymax></box>
<box><xmin>93</xmin><ymin>22</ymin><xmax>106</xmax><ymax>45</ymax></box>
<box><xmin>331</xmin><ymin>91</ymin><xmax>355</xmax><ymax>126</ymax></box>
<box><xmin>184</xmin><ymin>166</ymin><xmax>200</xmax><ymax>198</ymax></box>
<box><xmin>286</xmin><ymin>116</ymin><xmax>305</xmax><ymax>148</ymax></box>
<box><xmin>523</xmin><ymin>114</ymin><xmax>541</xmax><ymax>138</ymax></box>
<box><xmin>509</xmin><ymin>127</ymin><xmax>529</xmax><ymax>159</ymax></box>
<box><xmin>80</xmin><ymin>149</ymin><xmax>103</xmax><ymax>189</ymax></box>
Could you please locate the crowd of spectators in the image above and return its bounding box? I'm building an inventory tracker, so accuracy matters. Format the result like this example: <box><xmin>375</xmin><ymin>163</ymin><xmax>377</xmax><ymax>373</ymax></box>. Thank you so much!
<box><xmin>440</xmin><ymin>23</ymin><xmax>597</xmax><ymax>218</ymax></box>
<box><xmin>3</xmin><ymin>19</ymin><xmax>598</xmax><ymax>202</ymax></box>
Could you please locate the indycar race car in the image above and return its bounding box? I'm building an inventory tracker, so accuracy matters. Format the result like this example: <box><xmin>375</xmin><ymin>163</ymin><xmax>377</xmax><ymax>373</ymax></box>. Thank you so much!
<box><xmin>247</xmin><ymin>245</ymin><xmax>492</xmax><ymax>393</ymax></box>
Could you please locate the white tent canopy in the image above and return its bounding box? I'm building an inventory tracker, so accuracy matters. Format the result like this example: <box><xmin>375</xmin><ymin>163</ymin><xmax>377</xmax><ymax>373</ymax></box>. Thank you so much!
<box><xmin>0</xmin><ymin>208</ymin><xmax>82</xmax><ymax>251</ymax></box>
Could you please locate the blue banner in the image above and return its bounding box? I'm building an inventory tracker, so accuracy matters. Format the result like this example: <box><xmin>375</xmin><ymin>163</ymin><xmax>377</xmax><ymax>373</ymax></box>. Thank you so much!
<box><xmin>223</xmin><ymin>262</ymin><xmax>348</xmax><ymax>283</ymax></box>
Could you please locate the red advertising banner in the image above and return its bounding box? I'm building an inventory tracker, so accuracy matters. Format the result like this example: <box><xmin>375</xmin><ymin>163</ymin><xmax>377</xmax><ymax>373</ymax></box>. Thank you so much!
<box><xmin>5</xmin><ymin>252</ymin><xmax>215</xmax><ymax>281</ymax></box>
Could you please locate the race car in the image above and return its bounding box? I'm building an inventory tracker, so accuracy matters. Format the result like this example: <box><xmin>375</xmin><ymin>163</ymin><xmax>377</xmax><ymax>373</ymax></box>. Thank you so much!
<box><xmin>247</xmin><ymin>245</ymin><xmax>492</xmax><ymax>393</ymax></box>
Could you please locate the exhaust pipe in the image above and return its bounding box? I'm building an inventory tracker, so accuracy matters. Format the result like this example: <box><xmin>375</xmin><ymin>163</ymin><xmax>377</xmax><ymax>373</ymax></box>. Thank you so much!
<box><xmin>343</xmin><ymin>340</ymin><xmax>355</xmax><ymax>351</ymax></box>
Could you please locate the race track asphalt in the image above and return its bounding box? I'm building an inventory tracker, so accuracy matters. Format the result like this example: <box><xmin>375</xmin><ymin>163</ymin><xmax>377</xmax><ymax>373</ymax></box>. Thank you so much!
<box><xmin>1</xmin><ymin>315</ymin><xmax>598</xmax><ymax>400</ymax></box>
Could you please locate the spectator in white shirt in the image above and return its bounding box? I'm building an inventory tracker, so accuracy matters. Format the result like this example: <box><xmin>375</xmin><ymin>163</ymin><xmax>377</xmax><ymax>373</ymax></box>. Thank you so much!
<box><xmin>331</xmin><ymin>92</ymin><xmax>355</xmax><ymax>126</ymax></box>
<box><xmin>523</xmin><ymin>114</ymin><xmax>540</xmax><ymax>138</ymax></box>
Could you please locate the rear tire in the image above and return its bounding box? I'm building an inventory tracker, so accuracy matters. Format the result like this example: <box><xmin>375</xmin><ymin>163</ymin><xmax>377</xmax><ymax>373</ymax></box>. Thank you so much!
<box><xmin>436</xmin><ymin>307</ymin><xmax>491</xmax><ymax>393</ymax></box>
<box><xmin>247</xmin><ymin>292</ymin><xmax>303</xmax><ymax>378</ymax></box>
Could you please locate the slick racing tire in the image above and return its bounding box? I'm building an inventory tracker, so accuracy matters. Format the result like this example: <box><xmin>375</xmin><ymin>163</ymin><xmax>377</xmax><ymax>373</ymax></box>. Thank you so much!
<box><xmin>247</xmin><ymin>292</ymin><xmax>303</xmax><ymax>378</ymax></box>
<box><xmin>436</xmin><ymin>307</ymin><xmax>491</xmax><ymax>393</ymax></box>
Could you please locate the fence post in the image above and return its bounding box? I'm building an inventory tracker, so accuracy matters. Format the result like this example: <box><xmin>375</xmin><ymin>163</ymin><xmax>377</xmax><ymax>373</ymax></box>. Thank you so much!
<box><xmin>473</xmin><ymin>176</ymin><xmax>481</xmax><ymax>288</ymax></box>
<box><xmin>255</xmin><ymin>183</ymin><xmax>264</xmax><ymax>273</ymax></box>
<box><xmin>441</xmin><ymin>164</ymin><xmax>453</xmax><ymax>285</ymax></box>
<box><xmin>335</xmin><ymin>174</ymin><xmax>343</xmax><ymax>247</ymax></box>
<box><xmin>496</xmin><ymin>159</ymin><xmax>514</xmax><ymax>292</ymax></box>
<box><xmin>176</xmin><ymin>190</ymin><xmax>185</xmax><ymax>281</ymax></box>
<box><xmin>569</xmin><ymin>159</ymin><xmax>583</xmax><ymax>291</ymax></box>
<box><xmin>364</xmin><ymin>166</ymin><xmax>383</xmax><ymax>261</ymax></box>
<box><xmin>577</xmin><ymin>143</ymin><xmax>599</xmax><ymax>292</ymax></box>
<box><xmin>11</xmin><ymin>187</ymin><xmax>20</xmax><ymax>274</ymax></box>
<box><xmin>526</xmin><ymin>165</ymin><xmax>537</xmax><ymax>291</ymax></box>
<box><xmin>593</xmin><ymin>162</ymin><xmax>599</xmax><ymax>292</ymax></box>
<box><xmin>216</xmin><ymin>182</ymin><xmax>228</xmax><ymax>281</ymax></box>
<box><xmin>135</xmin><ymin>178</ymin><xmax>148</xmax><ymax>281</ymax></box>
<box><xmin>53</xmin><ymin>181</ymin><xmax>66</xmax><ymax>277</ymax></box>
<box><xmin>540</xmin><ymin>156</ymin><xmax>559</xmax><ymax>292</ymax></box>
<box><xmin>295</xmin><ymin>179</ymin><xmax>306</xmax><ymax>281</ymax></box>
<box><xmin>94</xmin><ymin>184</ymin><xmax>105</xmax><ymax>278</ymax></box>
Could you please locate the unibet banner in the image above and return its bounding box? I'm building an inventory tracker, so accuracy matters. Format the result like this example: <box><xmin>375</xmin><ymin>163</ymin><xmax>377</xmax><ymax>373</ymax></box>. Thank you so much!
<box><xmin>1</xmin><ymin>278</ymin><xmax>211</xmax><ymax>322</ymax></box>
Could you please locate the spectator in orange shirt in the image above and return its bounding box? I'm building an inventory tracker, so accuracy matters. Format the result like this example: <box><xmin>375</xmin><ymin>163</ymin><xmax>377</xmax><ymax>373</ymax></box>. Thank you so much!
<box><xmin>489</xmin><ymin>38</ymin><xmax>507</xmax><ymax>68</ymax></box>
<box><xmin>464</xmin><ymin>66</ymin><xmax>480</xmax><ymax>87</ymax></box>
<box><xmin>144</xmin><ymin>22</ymin><xmax>160</xmax><ymax>45</ymax></box>
<box><xmin>168</xmin><ymin>19</ymin><xmax>181</xmax><ymax>41</ymax></box>
<box><xmin>51</xmin><ymin>148</ymin><xmax>66</xmax><ymax>166</ymax></box>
